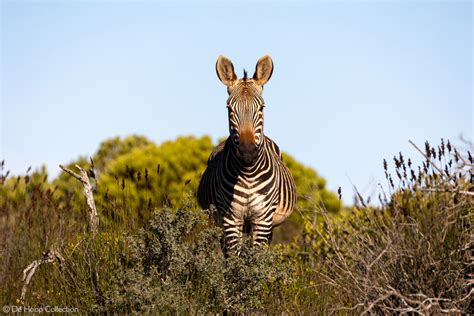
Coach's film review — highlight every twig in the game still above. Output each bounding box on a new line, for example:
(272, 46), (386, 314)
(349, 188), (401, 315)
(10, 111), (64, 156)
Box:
(21, 249), (64, 304)
(331, 303), (364, 313)
(315, 206), (365, 295)
(367, 241), (390, 270)
(363, 286), (463, 315)
(363, 290), (399, 314)
(454, 287), (473, 305)
(59, 158), (99, 236)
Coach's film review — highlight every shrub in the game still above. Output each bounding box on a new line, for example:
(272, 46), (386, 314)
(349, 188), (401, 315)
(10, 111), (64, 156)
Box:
(102, 207), (296, 314)
(300, 139), (472, 314)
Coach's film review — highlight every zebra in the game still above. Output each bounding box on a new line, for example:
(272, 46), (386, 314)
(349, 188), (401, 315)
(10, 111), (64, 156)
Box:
(197, 54), (296, 253)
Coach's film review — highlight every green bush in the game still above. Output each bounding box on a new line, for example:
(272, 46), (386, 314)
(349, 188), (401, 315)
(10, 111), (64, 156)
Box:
(102, 207), (295, 314)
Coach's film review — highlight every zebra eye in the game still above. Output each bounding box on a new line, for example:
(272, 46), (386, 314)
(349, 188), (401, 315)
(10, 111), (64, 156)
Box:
(233, 135), (239, 144)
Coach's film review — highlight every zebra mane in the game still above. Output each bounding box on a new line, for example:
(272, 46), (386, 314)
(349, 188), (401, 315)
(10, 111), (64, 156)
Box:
(243, 69), (248, 80)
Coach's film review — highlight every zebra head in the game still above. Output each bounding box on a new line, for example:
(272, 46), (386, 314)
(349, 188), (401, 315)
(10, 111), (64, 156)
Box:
(216, 55), (274, 165)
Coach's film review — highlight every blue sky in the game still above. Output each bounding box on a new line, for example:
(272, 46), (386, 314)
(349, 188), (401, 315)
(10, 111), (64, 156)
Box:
(1, 1), (472, 203)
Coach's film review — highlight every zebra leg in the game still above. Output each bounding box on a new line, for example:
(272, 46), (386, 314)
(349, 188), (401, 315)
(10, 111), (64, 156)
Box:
(222, 211), (244, 253)
(220, 234), (229, 258)
(250, 211), (274, 246)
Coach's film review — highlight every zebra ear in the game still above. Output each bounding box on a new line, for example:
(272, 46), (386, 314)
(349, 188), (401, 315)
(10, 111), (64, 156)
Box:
(216, 55), (237, 87)
(253, 55), (273, 86)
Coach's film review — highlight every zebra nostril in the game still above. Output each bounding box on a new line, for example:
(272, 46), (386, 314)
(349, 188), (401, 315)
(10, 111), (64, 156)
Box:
(237, 142), (258, 161)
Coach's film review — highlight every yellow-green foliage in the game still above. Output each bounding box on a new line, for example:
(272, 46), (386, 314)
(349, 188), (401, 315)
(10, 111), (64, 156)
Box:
(53, 135), (153, 203)
(283, 153), (340, 213)
(0, 165), (50, 201)
(273, 153), (342, 243)
(97, 135), (214, 224)
(94, 135), (153, 171)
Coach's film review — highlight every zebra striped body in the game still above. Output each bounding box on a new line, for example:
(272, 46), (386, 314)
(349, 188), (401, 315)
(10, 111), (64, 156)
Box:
(198, 55), (296, 252)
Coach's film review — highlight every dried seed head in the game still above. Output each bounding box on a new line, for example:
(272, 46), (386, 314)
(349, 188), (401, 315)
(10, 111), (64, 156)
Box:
(1, 170), (10, 185)
(356, 190), (367, 207)
(454, 149), (460, 163)
(447, 140), (452, 153)
(425, 141), (431, 158)
(394, 156), (401, 169)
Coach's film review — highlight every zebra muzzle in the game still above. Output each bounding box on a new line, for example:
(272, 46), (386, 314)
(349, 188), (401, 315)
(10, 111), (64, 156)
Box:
(237, 142), (258, 164)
